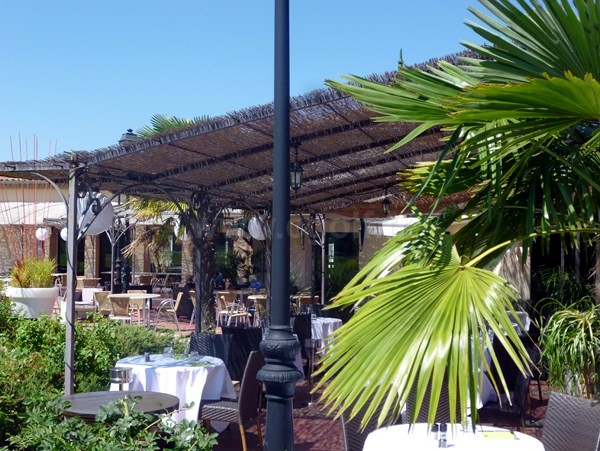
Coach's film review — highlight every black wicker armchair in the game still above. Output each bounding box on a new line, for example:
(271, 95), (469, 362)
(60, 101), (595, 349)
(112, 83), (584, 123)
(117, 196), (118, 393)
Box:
(541, 392), (600, 451)
(199, 350), (265, 451)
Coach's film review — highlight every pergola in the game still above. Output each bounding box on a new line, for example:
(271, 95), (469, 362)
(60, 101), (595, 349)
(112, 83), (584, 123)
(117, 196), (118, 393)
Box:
(0, 54), (471, 216)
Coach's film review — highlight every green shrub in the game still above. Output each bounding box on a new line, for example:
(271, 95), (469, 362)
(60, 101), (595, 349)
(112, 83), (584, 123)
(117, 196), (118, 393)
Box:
(4, 394), (217, 450)
(0, 291), (194, 446)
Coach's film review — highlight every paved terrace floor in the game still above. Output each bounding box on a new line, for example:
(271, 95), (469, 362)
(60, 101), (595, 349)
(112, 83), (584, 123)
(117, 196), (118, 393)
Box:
(83, 301), (548, 450)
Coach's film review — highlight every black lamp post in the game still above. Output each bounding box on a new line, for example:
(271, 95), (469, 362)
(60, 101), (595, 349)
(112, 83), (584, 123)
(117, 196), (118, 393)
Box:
(257, 1), (303, 449)
(290, 139), (303, 191)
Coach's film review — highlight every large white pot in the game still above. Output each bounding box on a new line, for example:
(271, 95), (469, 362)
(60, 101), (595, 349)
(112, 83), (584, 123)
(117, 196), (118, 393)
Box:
(6, 286), (59, 318)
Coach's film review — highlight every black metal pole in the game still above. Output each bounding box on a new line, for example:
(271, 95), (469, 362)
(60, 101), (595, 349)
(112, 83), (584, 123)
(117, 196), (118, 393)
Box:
(64, 158), (80, 395)
(257, 1), (302, 449)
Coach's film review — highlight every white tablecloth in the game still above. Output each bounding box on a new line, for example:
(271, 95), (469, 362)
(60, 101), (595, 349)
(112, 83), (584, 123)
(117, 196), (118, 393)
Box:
(111, 354), (236, 423)
(364, 423), (545, 450)
(311, 317), (342, 341)
(311, 317), (342, 355)
(82, 287), (102, 302)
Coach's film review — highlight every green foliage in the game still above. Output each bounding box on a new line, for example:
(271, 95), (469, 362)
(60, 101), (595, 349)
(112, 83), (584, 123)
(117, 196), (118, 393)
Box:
(5, 395), (217, 450)
(540, 300), (600, 398)
(325, 257), (357, 302)
(0, 292), (182, 446)
(534, 266), (594, 310)
(10, 257), (56, 288)
(321, 0), (600, 429)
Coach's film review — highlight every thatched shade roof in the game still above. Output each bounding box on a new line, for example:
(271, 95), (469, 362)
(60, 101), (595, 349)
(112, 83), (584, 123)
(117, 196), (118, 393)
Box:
(0, 53), (472, 216)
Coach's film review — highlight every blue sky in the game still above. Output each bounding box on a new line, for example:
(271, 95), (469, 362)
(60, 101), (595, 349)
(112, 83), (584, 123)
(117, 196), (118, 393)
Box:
(0, 0), (483, 162)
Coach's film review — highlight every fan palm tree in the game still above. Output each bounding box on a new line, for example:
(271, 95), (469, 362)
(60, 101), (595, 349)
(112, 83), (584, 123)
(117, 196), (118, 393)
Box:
(318, 0), (600, 428)
(123, 114), (224, 331)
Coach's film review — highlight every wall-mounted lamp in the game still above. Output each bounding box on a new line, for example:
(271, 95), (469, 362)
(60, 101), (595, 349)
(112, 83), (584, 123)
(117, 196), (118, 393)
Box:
(290, 139), (303, 192)
(382, 188), (391, 216)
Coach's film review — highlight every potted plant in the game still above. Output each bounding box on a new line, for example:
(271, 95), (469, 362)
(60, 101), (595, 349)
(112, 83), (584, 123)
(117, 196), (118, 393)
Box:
(6, 257), (59, 318)
(539, 296), (600, 398)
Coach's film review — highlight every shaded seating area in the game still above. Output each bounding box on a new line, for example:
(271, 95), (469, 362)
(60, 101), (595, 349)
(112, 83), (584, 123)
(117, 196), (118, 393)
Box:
(199, 350), (265, 451)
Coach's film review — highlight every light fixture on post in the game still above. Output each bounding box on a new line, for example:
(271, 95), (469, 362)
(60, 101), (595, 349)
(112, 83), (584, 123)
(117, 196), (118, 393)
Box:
(290, 139), (303, 191)
(382, 187), (391, 217)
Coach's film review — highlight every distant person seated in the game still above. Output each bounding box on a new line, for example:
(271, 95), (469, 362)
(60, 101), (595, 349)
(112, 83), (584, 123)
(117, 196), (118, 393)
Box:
(213, 271), (225, 290)
(249, 275), (262, 291)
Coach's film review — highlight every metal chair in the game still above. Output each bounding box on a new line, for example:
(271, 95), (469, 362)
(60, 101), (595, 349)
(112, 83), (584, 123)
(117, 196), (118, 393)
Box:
(215, 291), (236, 327)
(127, 289), (147, 323)
(155, 291), (182, 331)
(199, 350), (265, 451)
(541, 392), (600, 451)
(189, 290), (196, 325)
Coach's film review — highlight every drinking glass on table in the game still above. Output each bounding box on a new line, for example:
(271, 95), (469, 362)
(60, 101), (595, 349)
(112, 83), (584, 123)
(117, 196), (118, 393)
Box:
(163, 345), (173, 356)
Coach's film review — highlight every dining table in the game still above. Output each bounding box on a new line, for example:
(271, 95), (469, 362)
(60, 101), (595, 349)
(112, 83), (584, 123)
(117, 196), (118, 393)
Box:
(363, 423), (545, 450)
(311, 317), (342, 355)
(110, 353), (236, 425)
(62, 390), (179, 422)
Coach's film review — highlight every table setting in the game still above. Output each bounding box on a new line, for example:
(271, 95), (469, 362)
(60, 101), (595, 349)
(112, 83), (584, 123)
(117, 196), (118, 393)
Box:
(363, 423), (545, 450)
(110, 351), (236, 424)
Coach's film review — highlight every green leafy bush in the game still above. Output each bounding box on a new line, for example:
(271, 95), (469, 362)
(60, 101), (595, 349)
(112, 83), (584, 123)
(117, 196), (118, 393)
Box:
(4, 395), (217, 450)
(0, 291), (195, 446)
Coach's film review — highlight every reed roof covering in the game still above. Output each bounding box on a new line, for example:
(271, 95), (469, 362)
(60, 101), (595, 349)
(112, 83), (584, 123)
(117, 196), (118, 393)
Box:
(0, 53), (471, 217)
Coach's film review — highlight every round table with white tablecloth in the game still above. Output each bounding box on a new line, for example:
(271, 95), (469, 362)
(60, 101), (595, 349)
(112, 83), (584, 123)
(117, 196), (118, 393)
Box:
(363, 423), (545, 451)
(111, 354), (236, 425)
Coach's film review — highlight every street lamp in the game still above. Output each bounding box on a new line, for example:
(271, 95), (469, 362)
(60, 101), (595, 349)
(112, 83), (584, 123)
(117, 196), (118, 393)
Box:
(290, 139), (303, 191)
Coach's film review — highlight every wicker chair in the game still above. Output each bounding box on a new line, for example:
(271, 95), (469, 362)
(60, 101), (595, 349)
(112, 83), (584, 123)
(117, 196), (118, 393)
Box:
(108, 296), (132, 323)
(93, 291), (111, 316)
(221, 326), (262, 383)
(189, 332), (232, 364)
(541, 392), (600, 451)
(290, 313), (312, 376)
(404, 378), (455, 424)
(341, 398), (402, 451)
(199, 350), (265, 451)
(477, 372), (531, 430)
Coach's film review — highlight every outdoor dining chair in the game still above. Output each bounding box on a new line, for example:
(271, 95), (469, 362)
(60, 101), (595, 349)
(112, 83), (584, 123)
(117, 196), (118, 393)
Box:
(189, 290), (196, 325)
(189, 331), (232, 365)
(199, 350), (265, 451)
(404, 378), (454, 424)
(108, 296), (132, 323)
(215, 291), (237, 327)
(541, 392), (600, 451)
(155, 291), (182, 331)
(127, 289), (147, 324)
(341, 397), (402, 451)
(221, 326), (262, 383)
(477, 372), (531, 430)
(93, 291), (111, 316)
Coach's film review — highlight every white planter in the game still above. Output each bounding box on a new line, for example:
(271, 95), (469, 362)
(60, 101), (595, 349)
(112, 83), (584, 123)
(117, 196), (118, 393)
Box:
(6, 286), (59, 318)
